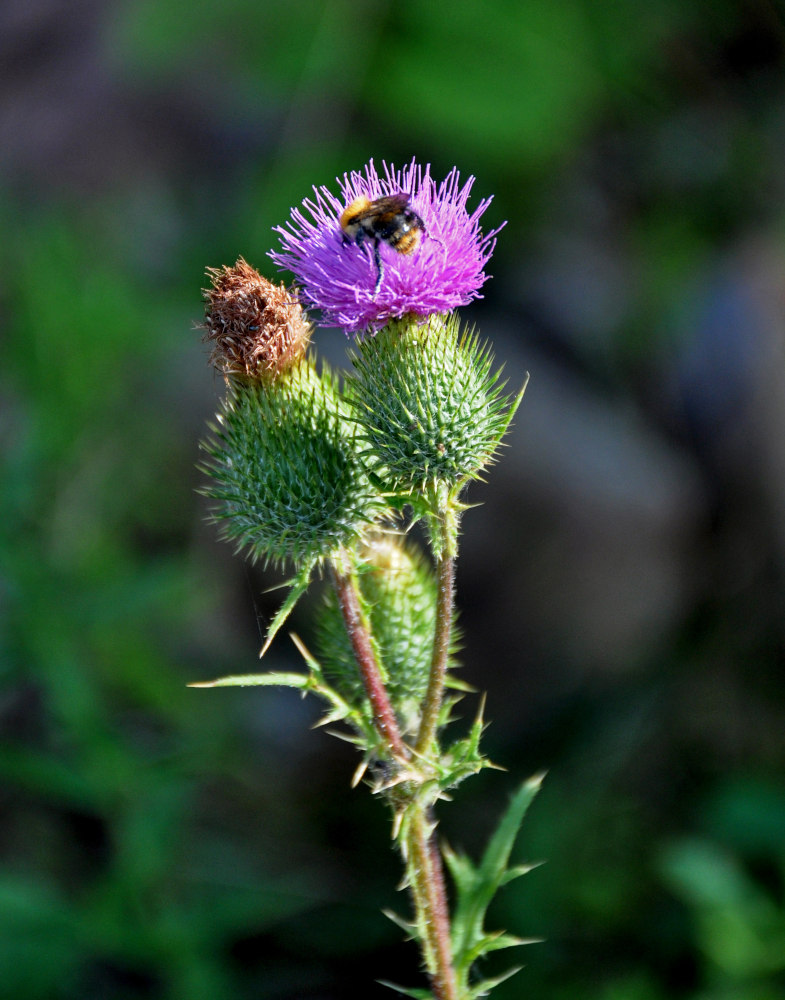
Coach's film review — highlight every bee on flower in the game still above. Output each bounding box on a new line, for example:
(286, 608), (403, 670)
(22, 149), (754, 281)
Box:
(271, 159), (504, 335)
(339, 193), (427, 295)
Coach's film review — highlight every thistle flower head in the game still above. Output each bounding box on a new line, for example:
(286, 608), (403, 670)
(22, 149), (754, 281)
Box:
(202, 258), (310, 381)
(270, 160), (504, 335)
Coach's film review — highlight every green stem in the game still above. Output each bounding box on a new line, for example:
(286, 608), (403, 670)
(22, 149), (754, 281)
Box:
(402, 503), (461, 997)
(331, 548), (461, 996)
(330, 560), (408, 760)
(416, 507), (458, 756)
(405, 805), (460, 1000)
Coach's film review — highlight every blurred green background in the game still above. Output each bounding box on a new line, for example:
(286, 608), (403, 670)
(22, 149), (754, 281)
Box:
(2, 1), (785, 998)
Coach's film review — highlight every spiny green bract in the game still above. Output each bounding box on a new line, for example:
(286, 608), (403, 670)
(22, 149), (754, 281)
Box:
(314, 536), (454, 735)
(200, 360), (383, 570)
(347, 313), (516, 498)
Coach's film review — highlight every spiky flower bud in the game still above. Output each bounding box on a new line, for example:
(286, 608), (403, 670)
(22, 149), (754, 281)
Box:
(348, 312), (519, 501)
(202, 258), (310, 382)
(314, 536), (452, 734)
(200, 361), (382, 571)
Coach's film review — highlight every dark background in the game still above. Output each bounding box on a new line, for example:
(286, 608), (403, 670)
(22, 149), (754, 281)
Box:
(2, 2), (785, 998)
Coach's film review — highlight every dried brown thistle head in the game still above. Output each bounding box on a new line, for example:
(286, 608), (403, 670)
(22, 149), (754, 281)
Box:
(201, 258), (311, 382)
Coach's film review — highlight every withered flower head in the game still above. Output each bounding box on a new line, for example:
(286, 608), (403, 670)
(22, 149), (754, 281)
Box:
(202, 258), (311, 381)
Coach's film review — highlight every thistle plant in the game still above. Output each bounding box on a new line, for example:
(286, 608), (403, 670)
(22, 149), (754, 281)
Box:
(192, 160), (539, 999)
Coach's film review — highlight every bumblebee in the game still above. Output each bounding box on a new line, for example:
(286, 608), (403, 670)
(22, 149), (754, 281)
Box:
(339, 193), (426, 294)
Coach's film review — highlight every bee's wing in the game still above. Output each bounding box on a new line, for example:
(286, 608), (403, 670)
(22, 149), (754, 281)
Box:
(373, 194), (411, 213)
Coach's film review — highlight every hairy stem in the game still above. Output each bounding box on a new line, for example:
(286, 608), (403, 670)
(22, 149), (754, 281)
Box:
(406, 805), (459, 1000)
(403, 504), (461, 997)
(330, 560), (408, 760)
(416, 507), (458, 756)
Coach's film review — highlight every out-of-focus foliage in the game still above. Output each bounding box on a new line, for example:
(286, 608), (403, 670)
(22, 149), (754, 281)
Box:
(2, 0), (785, 997)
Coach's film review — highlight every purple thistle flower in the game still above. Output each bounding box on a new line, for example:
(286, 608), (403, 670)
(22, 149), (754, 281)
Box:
(270, 159), (505, 335)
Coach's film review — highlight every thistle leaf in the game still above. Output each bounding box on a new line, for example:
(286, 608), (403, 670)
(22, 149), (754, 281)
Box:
(467, 964), (524, 998)
(259, 563), (313, 656)
(474, 773), (543, 899)
(188, 672), (310, 689)
(446, 773), (544, 989)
